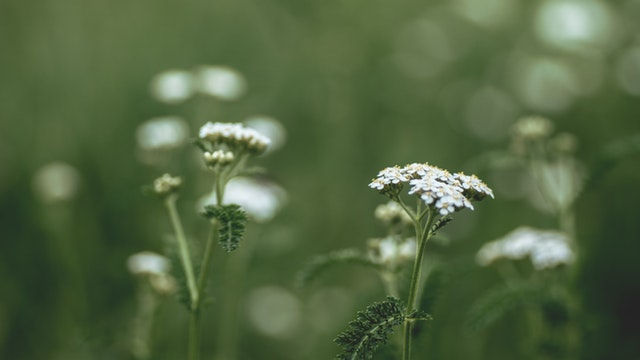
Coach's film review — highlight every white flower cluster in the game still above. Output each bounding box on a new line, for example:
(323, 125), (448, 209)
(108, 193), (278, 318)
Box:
(198, 177), (287, 223)
(476, 227), (574, 270)
(374, 201), (413, 226)
(367, 236), (416, 266)
(369, 163), (494, 215)
(152, 173), (182, 196)
(32, 162), (81, 203)
(203, 150), (235, 166)
(199, 122), (271, 155)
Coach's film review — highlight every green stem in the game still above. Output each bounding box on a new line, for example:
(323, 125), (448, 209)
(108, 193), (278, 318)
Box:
(196, 224), (218, 298)
(165, 196), (198, 308)
(188, 309), (200, 360)
(402, 210), (436, 360)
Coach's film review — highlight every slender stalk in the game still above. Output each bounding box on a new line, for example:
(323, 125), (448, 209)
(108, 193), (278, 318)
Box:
(165, 196), (198, 307)
(402, 210), (436, 360)
(197, 225), (218, 297)
(188, 310), (200, 360)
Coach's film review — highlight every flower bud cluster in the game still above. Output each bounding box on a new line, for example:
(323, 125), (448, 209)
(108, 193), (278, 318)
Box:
(152, 174), (182, 196)
(203, 150), (235, 167)
(199, 122), (271, 155)
(476, 227), (573, 270)
(369, 163), (493, 216)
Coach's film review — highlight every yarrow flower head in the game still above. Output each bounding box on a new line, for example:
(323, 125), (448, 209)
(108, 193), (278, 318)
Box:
(198, 122), (271, 156)
(369, 162), (493, 216)
(152, 173), (182, 197)
(476, 227), (574, 270)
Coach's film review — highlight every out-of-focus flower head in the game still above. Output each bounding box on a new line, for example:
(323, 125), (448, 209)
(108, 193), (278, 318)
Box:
(150, 70), (194, 104)
(198, 177), (286, 223)
(245, 116), (287, 154)
(512, 116), (554, 141)
(367, 236), (416, 266)
(374, 201), (413, 228)
(127, 251), (176, 294)
(151, 174), (182, 198)
(136, 117), (189, 151)
(369, 163), (493, 216)
(32, 162), (81, 203)
(476, 226), (574, 270)
(196, 66), (247, 101)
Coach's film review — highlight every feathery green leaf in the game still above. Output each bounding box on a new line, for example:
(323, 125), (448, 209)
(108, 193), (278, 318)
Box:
(334, 296), (405, 360)
(202, 204), (248, 252)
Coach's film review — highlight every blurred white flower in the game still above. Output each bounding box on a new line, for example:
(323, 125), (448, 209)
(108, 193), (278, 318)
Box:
(476, 227), (574, 270)
(246, 286), (301, 339)
(245, 116), (287, 153)
(150, 70), (194, 104)
(535, 0), (614, 54)
(152, 173), (182, 197)
(374, 201), (413, 227)
(127, 251), (171, 277)
(196, 66), (247, 101)
(198, 177), (286, 223)
(368, 236), (416, 265)
(32, 162), (81, 203)
(136, 117), (189, 151)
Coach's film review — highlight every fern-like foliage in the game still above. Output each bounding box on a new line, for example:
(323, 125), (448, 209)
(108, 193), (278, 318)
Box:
(296, 249), (383, 288)
(466, 282), (546, 331)
(335, 296), (405, 360)
(202, 204), (248, 252)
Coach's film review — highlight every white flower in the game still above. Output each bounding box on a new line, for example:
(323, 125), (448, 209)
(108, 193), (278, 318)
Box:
(196, 66), (247, 101)
(199, 122), (271, 155)
(370, 162), (492, 215)
(368, 166), (410, 192)
(150, 70), (194, 104)
(374, 201), (413, 226)
(136, 117), (189, 151)
(367, 236), (416, 265)
(476, 227), (574, 270)
(198, 177), (286, 223)
(127, 251), (171, 276)
(152, 173), (182, 196)
(32, 162), (81, 203)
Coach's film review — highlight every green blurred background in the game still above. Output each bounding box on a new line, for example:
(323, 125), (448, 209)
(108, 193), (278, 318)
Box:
(1, 0), (640, 359)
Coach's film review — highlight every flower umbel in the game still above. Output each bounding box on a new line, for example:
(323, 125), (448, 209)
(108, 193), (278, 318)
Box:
(199, 122), (271, 155)
(369, 162), (493, 216)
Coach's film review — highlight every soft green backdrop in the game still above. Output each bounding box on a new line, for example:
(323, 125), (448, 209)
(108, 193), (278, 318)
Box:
(1, 0), (639, 359)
